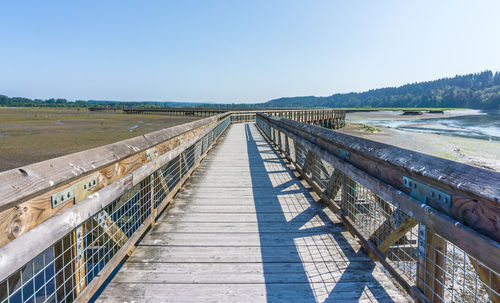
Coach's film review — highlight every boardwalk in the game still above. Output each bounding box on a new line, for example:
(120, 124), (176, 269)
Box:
(97, 123), (407, 302)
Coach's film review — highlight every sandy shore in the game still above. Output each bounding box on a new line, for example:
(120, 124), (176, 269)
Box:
(346, 109), (483, 123)
(338, 122), (500, 171)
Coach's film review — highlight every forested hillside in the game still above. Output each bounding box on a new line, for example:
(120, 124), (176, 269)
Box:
(2, 71), (500, 109)
(263, 71), (500, 109)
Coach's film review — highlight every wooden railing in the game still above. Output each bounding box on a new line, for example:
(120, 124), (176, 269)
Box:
(256, 113), (500, 303)
(0, 109), (345, 303)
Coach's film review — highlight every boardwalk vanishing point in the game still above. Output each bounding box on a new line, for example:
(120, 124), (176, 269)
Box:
(0, 110), (498, 303)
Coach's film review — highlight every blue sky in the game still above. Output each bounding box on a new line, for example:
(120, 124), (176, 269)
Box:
(1, 0), (500, 103)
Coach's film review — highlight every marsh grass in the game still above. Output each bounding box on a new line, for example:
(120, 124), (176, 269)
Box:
(360, 124), (380, 133)
(0, 107), (200, 171)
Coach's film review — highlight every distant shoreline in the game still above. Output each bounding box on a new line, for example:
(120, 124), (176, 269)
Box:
(345, 108), (483, 122)
(340, 109), (500, 171)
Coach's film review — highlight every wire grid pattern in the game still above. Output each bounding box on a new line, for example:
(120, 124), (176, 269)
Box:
(230, 113), (256, 123)
(256, 115), (499, 303)
(0, 117), (230, 303)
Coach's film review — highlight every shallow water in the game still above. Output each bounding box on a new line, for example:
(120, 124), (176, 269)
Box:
(358, 109), (500, 141)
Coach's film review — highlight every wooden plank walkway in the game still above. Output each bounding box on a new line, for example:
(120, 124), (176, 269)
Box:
(97, 123), (408, 302)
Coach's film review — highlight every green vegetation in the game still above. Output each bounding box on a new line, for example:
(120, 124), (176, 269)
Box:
(2, 71), (500, 110)
(0, 96), (228, 109)
(359, 124), (380, 133)
(263, 70), (500, 109)
(0, 107), (199, 172)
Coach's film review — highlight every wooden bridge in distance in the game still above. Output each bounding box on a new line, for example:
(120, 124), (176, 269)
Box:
(0, 109), (498, 303)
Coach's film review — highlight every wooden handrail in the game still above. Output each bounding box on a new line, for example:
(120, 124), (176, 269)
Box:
(256, 112), (500, 302)
(257, 113), (500, 242)
(0, 109), (346, 303)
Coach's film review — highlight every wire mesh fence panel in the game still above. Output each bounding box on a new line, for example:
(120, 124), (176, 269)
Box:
(0, 117), (231, 303)
(256, 114), (500, 303)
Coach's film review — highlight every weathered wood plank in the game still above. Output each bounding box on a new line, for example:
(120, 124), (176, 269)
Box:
(261, 115), (500, 274)
(260, 114), (500, 243)
(139, 232), (347, 246)
(0, 114), (229, 248)
(96, 282), (406, 303)
(98, 123), (407, 302)
(109, 262), (391, 284)
(148, 221), (340, 233)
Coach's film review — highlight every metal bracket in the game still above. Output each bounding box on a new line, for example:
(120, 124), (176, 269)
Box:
(177, 135), (184, 144)
(403, 176), (451, 209)
(75, 225), (84, 262)
(146, 148), (158, 161)
(417, 224), (427, 257)
(51, 175), (98, 208)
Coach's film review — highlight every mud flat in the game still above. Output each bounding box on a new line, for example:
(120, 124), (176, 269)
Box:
(0, 107), (200, 172)
(338, 123), (500, 171)
(346, 109), (483, 122)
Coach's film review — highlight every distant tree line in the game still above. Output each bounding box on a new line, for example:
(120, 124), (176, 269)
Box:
(0, 96), (259, 109)
(263, 70), (500, 109)
(2, 70), (500, 109)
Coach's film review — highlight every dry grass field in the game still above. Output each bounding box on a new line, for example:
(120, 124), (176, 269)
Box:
(0, 107), (201, 172)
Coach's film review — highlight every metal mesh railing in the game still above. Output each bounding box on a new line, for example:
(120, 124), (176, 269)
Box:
(230, 113), (256, 123)
(0, 117), (230, 303)
(256, 114), (500, 303)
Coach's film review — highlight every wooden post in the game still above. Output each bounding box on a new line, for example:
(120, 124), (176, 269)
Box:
(469, 260), (500, 303)
(72, 226), (86, 296)
(325, 170), (343, 201)
(150, 173), (157, 226)
(417, 227), (447, 303)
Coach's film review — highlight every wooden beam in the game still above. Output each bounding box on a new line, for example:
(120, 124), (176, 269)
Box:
(258, 114), (500, 275)
(259, 113), (500, 244)
(0, 114), (227, 248)
(74, 113), (229, 303)
(95, 210), (128, 248)
(256, 122), (427, 302)
(72, 226), (86, 296)
(417, 229), (446, 303)
(0, 118), (230, 283)
(470, 259), (500, 303)
(325, 170), (342, 200)
(370, 208), (417, 254)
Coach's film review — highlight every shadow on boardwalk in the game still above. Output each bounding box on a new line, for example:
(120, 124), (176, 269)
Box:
(245, 124), (395, 302)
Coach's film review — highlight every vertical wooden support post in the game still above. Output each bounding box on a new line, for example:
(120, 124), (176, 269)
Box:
(284, 132), (290, 156)
(72, 226), (86, 296)
(303, 151), (314, 177)
(342, 175), (357, 224)
(469, 260), (500, 303)
(417, 227), (447, 303)
(150, 173), (157, 226)
(179, 151), (183, 183)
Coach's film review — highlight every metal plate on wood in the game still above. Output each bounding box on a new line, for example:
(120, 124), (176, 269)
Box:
(146, 148), (158, 161)
(51, 175), (98, 208)
(403, 176), (451, 208)
(75, 226), (84, 262)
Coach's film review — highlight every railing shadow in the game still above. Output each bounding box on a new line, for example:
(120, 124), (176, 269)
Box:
(244, 123), (395, 302)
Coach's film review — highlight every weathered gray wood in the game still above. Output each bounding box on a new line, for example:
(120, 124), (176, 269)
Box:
(159, 211), (336, 222)
(260, 115), (500, 274)
(148, 221), (342, 233)
(0, 114), (229, 212)
(109, 262), (391, 283)
(97, 283), (405, 303)
(99, 123), (407, 302)
(259, 114), (500, 243)
(0, 117), (231, 282)
(140, 232), (346, 246)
